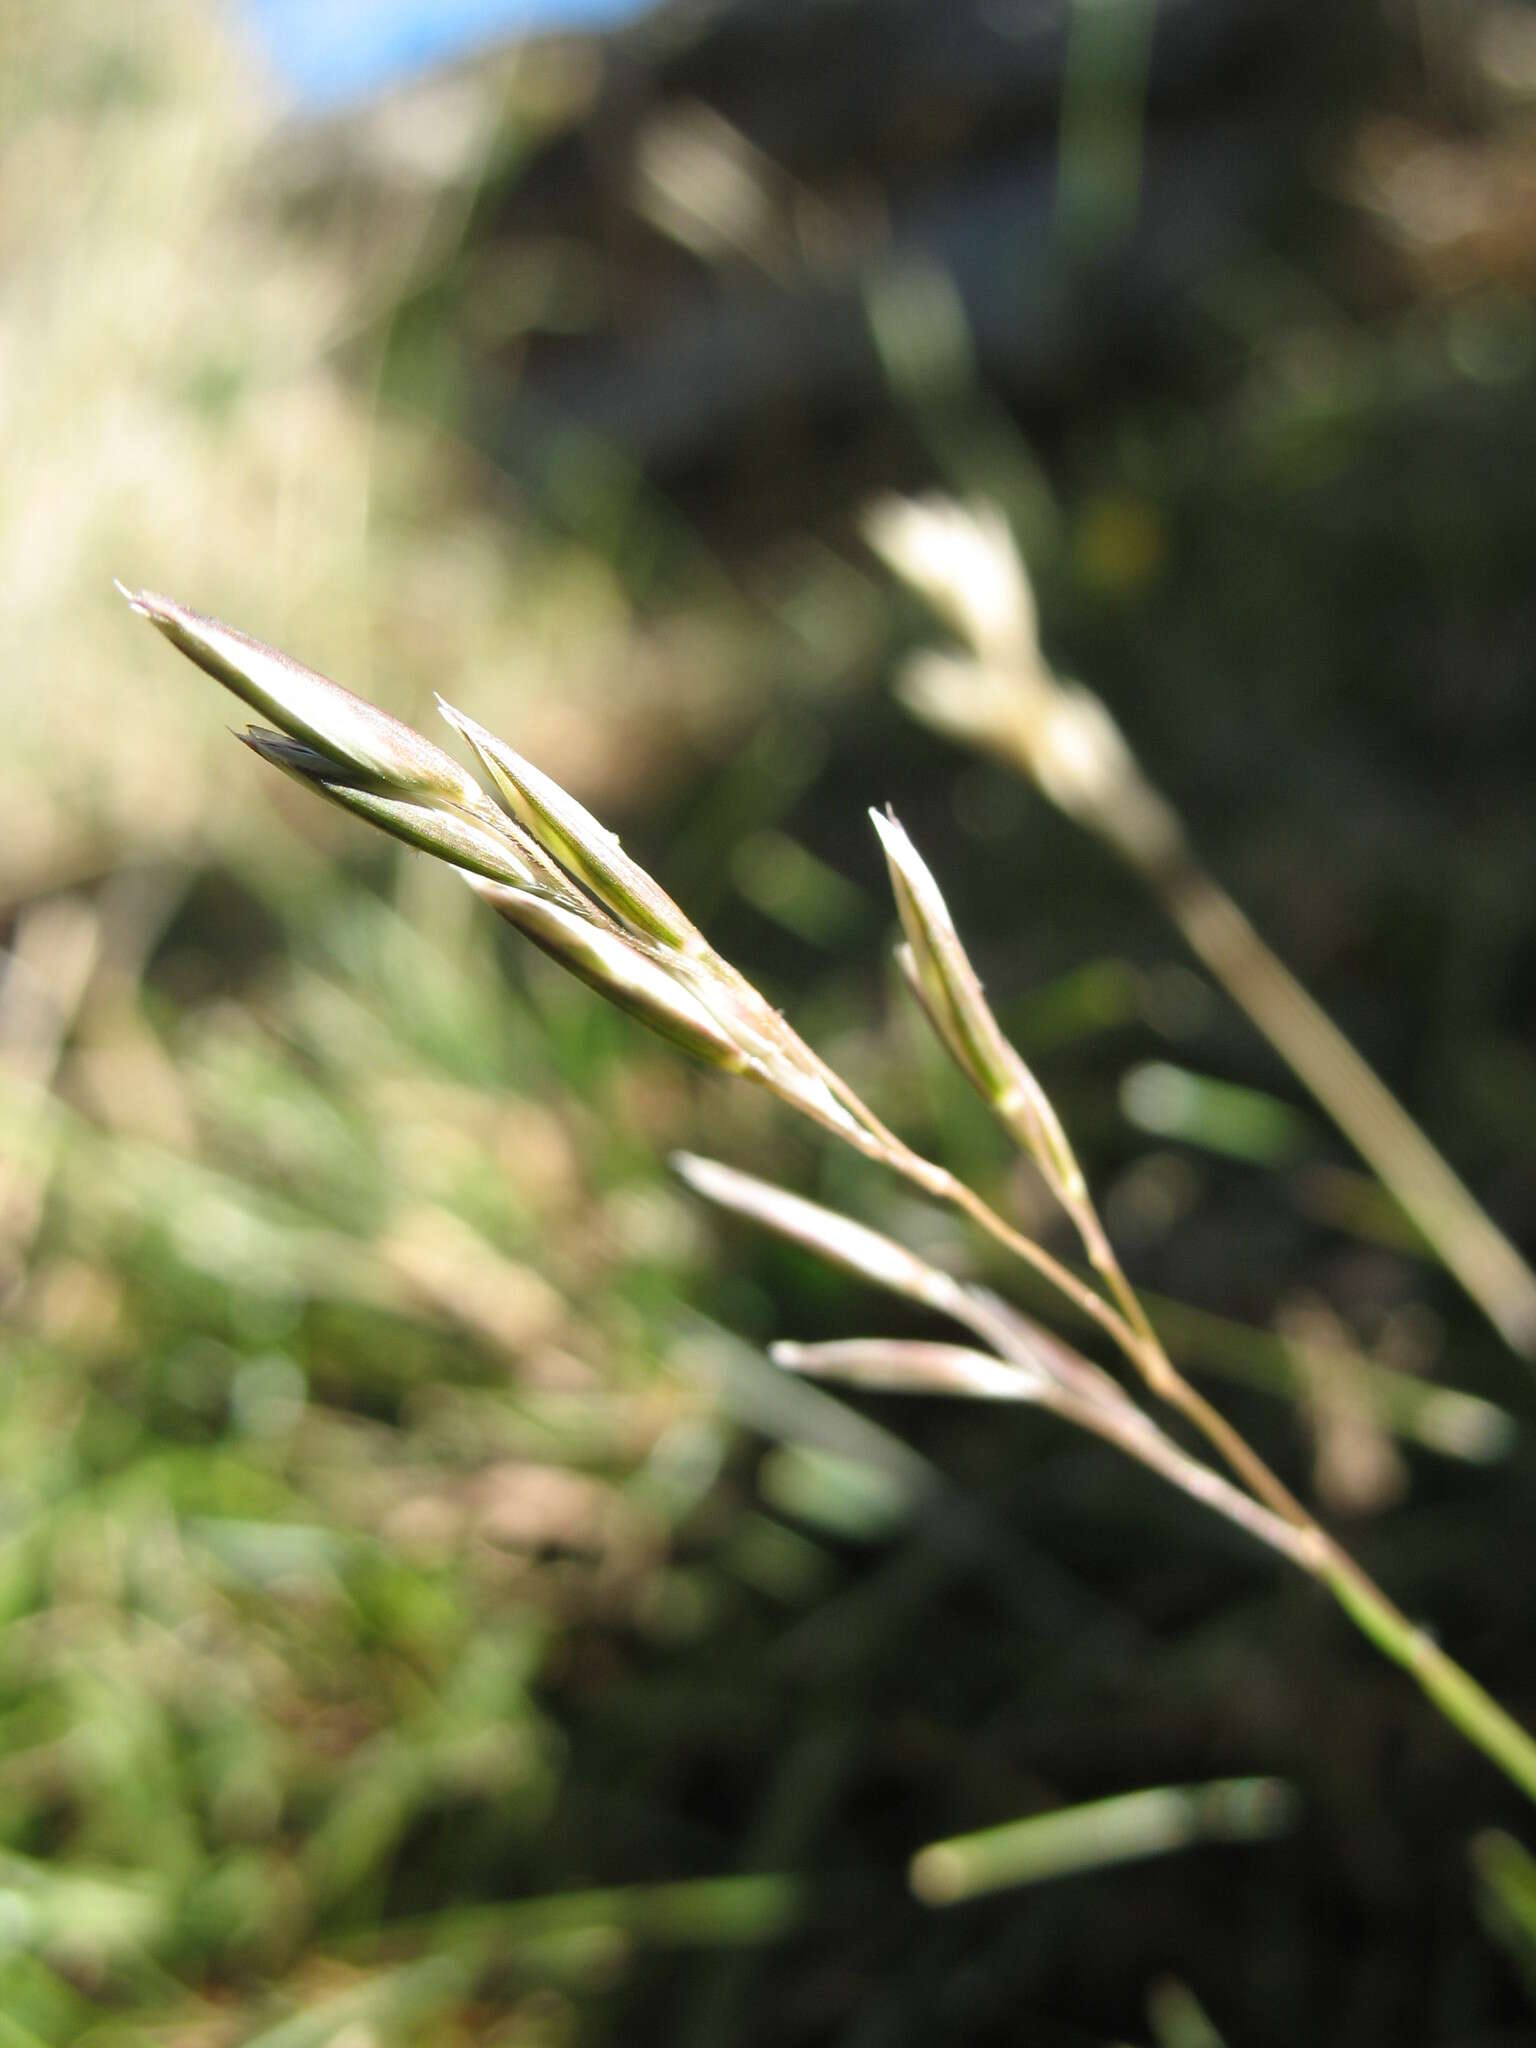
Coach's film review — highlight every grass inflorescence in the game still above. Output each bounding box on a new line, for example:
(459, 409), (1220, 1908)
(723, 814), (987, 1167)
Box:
(126, 579), (1536, 1811)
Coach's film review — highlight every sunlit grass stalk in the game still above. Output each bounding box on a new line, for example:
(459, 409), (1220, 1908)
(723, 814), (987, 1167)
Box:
(864, 495), (1536, 1367)
(125, 584), (1536, 1808)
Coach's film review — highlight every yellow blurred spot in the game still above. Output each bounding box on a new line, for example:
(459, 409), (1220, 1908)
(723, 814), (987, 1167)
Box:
(1075, 493), (1165, 593)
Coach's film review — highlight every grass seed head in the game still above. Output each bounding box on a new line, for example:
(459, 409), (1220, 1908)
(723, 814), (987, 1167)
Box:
(122, 587), (482, 807)
(439, 700), (705, 953)
(470, 879), (750, 1071)
(872, 808), (1082, 1193)
(771, 1338), (1047, 1402)
(129, 587), (884, 1144)
(870, 806), (1012, 1095)
(862, 494), (1035, 662)
(241, 729), (552, 889)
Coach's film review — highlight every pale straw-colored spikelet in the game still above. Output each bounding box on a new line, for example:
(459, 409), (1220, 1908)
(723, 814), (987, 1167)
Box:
(861, 496), (1035, 664)
(239, 730), (553, 891)
(465, 877), (751, 1072)
(121, 587), (483, 807)
(125, 588), (880, 1146)
(770, 1338), (1049, 1403)
(672, 1152), (963, 1315)
(868, 806), (1083, 1200)
(438, 700), (708, 953)
(860, 502), (1181, 867)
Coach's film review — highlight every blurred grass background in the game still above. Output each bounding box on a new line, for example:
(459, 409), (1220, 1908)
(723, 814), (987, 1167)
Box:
(4, 0), (1536, 2041)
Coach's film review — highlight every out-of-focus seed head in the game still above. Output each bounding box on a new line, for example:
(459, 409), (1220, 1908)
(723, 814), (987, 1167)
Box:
(862, 495), (1036, 663)
(122, 587), (483, 807)
(896, 650), (1033, 756)
(438, 701), (704, 953)
(771, 1338), (1047, 1403)
(896, 652), (1181, 869)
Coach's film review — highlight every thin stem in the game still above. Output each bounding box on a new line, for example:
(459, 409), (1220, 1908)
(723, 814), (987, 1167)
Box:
(1048, 1383), (1319, 1571)
(932, 1169), (1143, 1356)
(1067, 1206), (1536, 1804)
(1322, 1549), (1536, 1805)
(795, 1050), (1147, 1360)
(1153, 842), (1536, 1366)
(940, 994), (1536, 1802)
(1152, 1363), (1315, 1531)
(1075, 1204), (1156, 1346)
(1065, 1273), (1536, 1800)
(1081, 1204), (1317, 1529)
(1022, 1161), (1320, 1531)
(834, 1046), (1321, 1533)
(1080, 1198), (1536, 1805)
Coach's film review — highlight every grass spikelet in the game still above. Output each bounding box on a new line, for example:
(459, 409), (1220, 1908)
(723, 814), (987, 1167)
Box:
(862, 495), (1035, 661)
(870, 807), (1081, 1195)
(469, 881), (751, 1070)
(438, 700), (706, 953)
(771, 1338), (1050, 1402)
(241, 730), (554, 890)
(120, 587), (482, 807)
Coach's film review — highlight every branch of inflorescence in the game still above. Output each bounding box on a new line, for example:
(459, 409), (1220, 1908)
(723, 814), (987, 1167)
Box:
(122, 582), (1536, 1809)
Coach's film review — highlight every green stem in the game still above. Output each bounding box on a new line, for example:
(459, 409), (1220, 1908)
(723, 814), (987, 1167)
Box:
(1013, 1102), (1536, 1806)
(909, 1776), (1293, 1903)
(1323, 1553), (1536, 1806)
